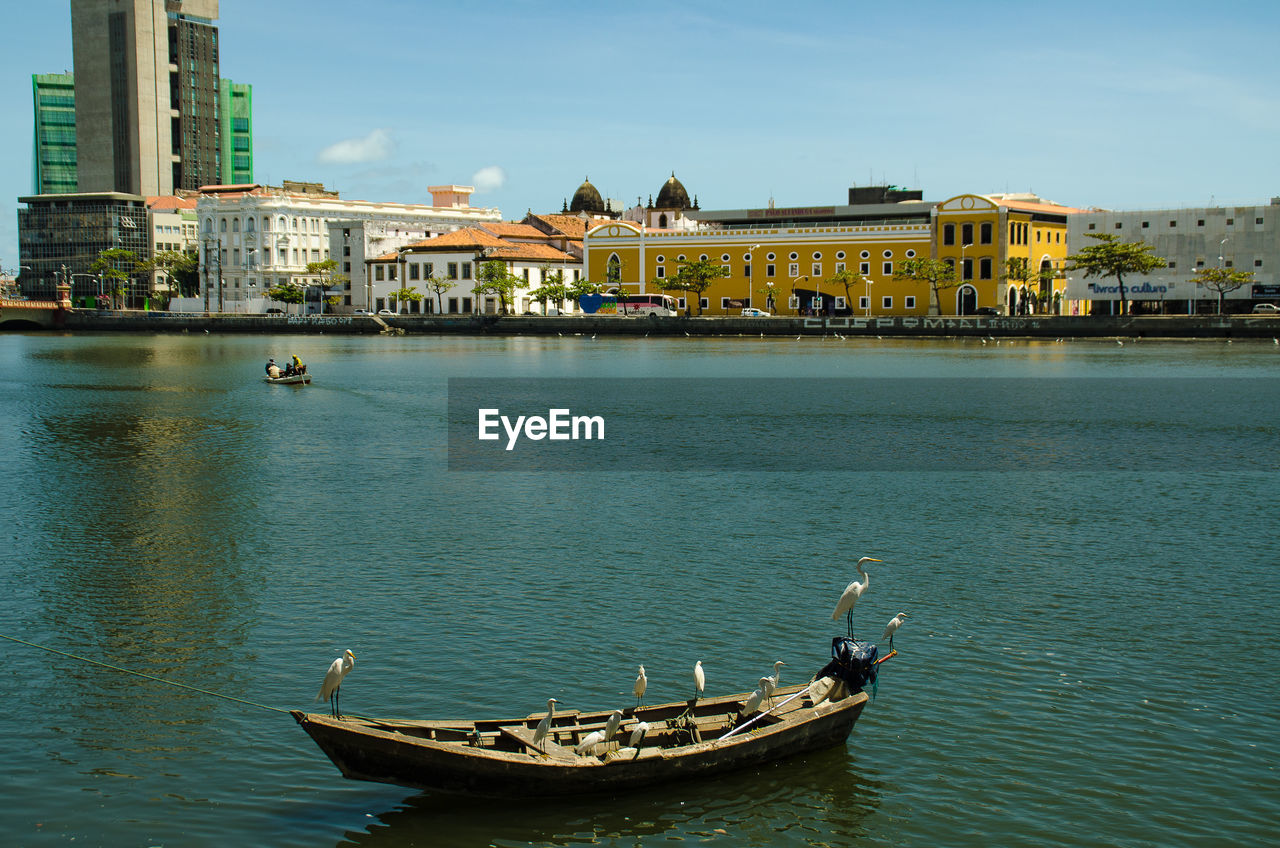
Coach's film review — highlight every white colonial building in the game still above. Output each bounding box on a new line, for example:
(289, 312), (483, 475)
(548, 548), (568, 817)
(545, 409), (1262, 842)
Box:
(367, 224), (581, 315)
(1066, 198), (1280, 313)
(184, 181), (501, 313)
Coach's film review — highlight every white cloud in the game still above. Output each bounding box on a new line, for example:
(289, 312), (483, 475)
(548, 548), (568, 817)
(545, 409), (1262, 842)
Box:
(471, 165), (506, 192)
(317, 129), (394, 164)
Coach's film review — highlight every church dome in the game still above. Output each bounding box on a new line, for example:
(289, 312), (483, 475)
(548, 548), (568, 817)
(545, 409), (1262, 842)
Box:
(655, 173), (691, 209)
(569, 178), (605, 214)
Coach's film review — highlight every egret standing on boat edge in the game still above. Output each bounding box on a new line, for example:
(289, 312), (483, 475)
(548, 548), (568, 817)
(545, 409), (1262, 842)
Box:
(316, 649), (355, 717)
(832, 557), (883, 637)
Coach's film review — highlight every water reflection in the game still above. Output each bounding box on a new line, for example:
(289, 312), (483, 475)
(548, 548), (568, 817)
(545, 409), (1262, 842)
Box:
(336, 747), (882, 847)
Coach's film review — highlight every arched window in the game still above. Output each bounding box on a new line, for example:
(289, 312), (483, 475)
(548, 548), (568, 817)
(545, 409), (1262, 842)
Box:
(658, 213), (668, 228)
(220, 218), (227, 232)
(232, 218), (240, 232)
(203, 217), (213, 234)
(246, 217), (255, 232)
(278, 216), (287, 232)
(606, 254), (621, 284)
(262, 216), (271, 232)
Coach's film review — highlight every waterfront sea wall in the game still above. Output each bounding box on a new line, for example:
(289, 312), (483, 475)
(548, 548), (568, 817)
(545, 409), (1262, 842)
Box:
(50, 310), (1280, 338)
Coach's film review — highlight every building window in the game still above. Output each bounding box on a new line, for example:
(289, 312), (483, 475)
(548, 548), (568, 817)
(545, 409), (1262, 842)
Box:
(1255, 259), (1263, 267)
(980, 222), (992, 244)
(462, 262), (472, 279)
(344, 262), (351, 273)
(836, 251), (846, 260)
(220, 218), (227, 232)
(961, 258), (972, 280)
(655, 255), (664, 263)
(835, 262), (845, 273)
(882, 249), (893, 258)
(882, 296), (892, 309)
(699, 254), (709, 262)
(860, 250), (870, 259)
(789, 263), (799, 277)
(232, 218), (239, 232)
(943, 224), (955, 246)
(409, 263), (419, 280)
(343, 245), (350, 256)
(766, 253), (775, 261)
(882, 261), (893, 275)
(788, 252), (798, 261)
(766, 264), (775, 277)
(834, 296), (846, 309)
(859, 296), (869, 310)
(812, 251), (822, 260)
(1036, 231), (1042, 241)
(374, 265), (384, 281)
(448, 297), (458, 313)
(812, 263), (821, 276)
(1088, 223), (1096, 230)
(961, 223), (973, 244)
(700, 298), (709, 310)
(1226, 218), (1234, 226)
(1169, 220), (1177, 227)
(1225, 260), (1233, 267)
(1168, 261), (1176, 269)
(656, 266), (665, 278)
(720, 297), (732, 309)
(1115, 222), (1123, 229)
(743, 263), (751, 278)
(1197, 219), (1205, 227)
(447, 262), (458, 279)
(1257, 217), (1265, 225)
(906, 249), (916, 258)
(905, 295), (916, 309)
(425, 263), (433, 277)
(1142, 221), (1149, 228)
(859, 262), (870, 274)
(722, 254), (731, 262)
(979, 257), (992, 279)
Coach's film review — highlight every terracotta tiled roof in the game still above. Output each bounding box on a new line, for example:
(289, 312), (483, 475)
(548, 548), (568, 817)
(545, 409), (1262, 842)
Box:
(401, 227), (511, 251)
(485, 243), (576, 262)
(984, 195), (1084, 215)
(482, 222), (547, 239)
(368, 251), (399, 262)
(529, 214), (588, 239)
(147, 195), (198, 210)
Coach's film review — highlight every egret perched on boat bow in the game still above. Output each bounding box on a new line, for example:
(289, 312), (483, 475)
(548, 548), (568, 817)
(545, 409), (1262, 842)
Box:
(831, 557), (883, 636)
(883, 613), (908, 648)
(532, 698), (559, 750)
(634, 665), (647, 707)
(693, 661), (705, 701)
(316, 649), (355, 717)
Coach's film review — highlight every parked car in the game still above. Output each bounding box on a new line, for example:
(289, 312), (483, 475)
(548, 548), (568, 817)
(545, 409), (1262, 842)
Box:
(1251, 303), (1280, 314)
(353, 309), (372, 315)
(265, 308), (284, 315)
(377, 308), (394, 315)
(741, 307), (771, 317)
(972, 307), (1001, 316)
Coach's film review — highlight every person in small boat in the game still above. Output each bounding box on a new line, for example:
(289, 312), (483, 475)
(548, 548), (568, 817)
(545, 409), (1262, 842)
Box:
(291, 354), (306, 375)
(266, 358), (281, 378)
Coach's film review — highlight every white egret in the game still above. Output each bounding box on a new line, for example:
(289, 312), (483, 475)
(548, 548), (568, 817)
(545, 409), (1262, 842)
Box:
(634, 665), (647, 707)
(315, 649), (355, 717)
(693, 661), (705, 701)
(741, 677), (770, 716)
(629, 721), (651, 748)
(831, 557), (883, 636)
(604, 709), (623, 741)
(532, 698), (558, 750)
(575, 729), (606, 755)
(883, 612), (908, 648)
(764, 660), (785, 706)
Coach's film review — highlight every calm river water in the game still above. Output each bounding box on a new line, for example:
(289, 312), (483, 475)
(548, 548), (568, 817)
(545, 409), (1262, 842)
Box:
(1, 332), (1277, 847)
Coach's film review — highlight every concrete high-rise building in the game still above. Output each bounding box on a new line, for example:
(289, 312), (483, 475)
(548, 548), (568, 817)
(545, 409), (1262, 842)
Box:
(32, 73), (78, 195)
(70, 0), (224, 196)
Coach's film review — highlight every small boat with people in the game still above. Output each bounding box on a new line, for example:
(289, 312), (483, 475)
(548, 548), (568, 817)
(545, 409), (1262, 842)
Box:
(293, 636), (891, 797)
(263, 355), (310, 385)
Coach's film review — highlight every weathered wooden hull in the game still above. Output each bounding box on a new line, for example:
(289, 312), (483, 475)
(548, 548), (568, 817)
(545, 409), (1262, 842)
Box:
(292, 684), (868, 797)
(263, 374), (310, 384)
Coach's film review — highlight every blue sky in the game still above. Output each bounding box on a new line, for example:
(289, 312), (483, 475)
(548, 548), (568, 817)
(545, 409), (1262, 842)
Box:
(3, 0), (1279, 270)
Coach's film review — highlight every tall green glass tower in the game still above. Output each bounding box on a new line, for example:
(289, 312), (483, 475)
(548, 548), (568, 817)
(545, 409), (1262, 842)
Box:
(219, 79), (253, 185)
(32, 73), (78, 194)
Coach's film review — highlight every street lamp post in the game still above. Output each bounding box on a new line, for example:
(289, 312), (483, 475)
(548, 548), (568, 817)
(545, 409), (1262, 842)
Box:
(747, 243), (759, 312)
(790, 275), (808, 315)
(959, 242), (973, 313)
(864, 277), (874, 316)
(202, 234), (214, 314)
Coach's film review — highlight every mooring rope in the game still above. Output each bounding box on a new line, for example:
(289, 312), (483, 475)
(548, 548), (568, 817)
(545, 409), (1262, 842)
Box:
(0, 632), (292, 715)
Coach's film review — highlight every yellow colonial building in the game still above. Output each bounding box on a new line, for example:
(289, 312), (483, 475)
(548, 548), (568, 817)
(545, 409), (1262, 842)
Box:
(583, 185), (1079, 317)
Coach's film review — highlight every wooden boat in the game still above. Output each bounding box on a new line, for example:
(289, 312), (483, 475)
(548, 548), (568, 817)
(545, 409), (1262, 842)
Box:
(292, 678), (869, 797)
(263, 373), (311, 384)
